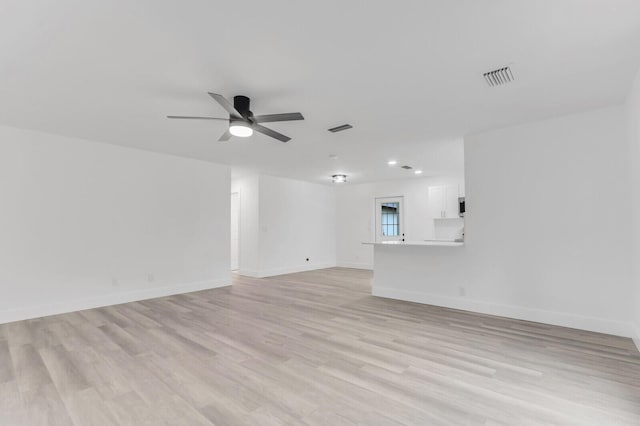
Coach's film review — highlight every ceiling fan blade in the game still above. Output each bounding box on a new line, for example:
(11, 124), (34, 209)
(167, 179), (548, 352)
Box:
(252, 124), (291, 143)
(218, 129), (232, 142)
(167, 115), (228, 120)
(252, 112), (304, 123)
(208, 92), (242, 118)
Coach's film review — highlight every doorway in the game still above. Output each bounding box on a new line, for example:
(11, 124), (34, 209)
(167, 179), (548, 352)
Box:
(375, 196), (404, 242)
(230, 192), (240, 271)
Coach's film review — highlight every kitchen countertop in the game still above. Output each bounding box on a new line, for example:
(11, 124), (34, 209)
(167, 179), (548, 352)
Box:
(362, 240), (464, 247)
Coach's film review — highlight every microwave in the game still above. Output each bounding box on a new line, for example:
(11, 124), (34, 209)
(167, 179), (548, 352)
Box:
(458, 197), (465, 217)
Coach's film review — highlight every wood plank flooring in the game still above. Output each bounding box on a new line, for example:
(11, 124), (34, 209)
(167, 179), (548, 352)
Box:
(1, 267), (639, 425)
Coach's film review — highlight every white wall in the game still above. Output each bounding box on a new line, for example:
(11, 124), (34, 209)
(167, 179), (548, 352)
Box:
(232, 174), (336, 277)
(627, 67), (640, 348)
(335, 175), (464, 269)
(466, 104), (633, 335)
(0, 125), (231, 323)
(374, 106), (634, 337)
(259, 175), (336, 276)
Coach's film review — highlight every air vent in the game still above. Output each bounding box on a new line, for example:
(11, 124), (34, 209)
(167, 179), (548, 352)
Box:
(401, 165), (413, 170)
(328, 124), (353, 133)
(483, 66), (514, 87)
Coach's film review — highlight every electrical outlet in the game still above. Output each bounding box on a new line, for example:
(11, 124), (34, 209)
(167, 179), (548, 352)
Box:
(458, 286), (466, 297)
(111, 278), (119, 287)
(147, 273), (155, 283)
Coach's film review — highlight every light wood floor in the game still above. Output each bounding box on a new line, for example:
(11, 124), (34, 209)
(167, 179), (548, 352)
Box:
(1, 268), (639, 425)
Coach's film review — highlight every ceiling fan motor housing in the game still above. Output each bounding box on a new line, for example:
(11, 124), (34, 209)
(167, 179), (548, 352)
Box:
(233, 95), (251, 118)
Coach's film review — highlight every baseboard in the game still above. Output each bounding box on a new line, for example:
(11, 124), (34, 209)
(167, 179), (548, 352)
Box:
(239, 263), (336, 278)
(633, 321), (640, 353)
(336, 261), (373, 270)
(0, 278), (231, 325)
(373, 286), (634, 338)
(237, 268), (263, 278)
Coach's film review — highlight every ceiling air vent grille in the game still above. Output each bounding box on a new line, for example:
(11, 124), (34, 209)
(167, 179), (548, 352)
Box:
(328, 124), (353, 133)
(483, 66), (514, 87)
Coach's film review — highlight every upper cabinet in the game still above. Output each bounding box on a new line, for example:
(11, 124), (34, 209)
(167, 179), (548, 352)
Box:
(428, 185), (461, 219)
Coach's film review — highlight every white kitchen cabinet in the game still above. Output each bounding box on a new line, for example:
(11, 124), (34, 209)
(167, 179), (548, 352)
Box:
(428, 186), (444, 219)
(428, 185), (460, 219)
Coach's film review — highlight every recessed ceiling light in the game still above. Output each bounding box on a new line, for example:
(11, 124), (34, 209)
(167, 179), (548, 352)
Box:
(414, 170), (423, 175)
(332, 174), (347, 183)
(387, 160), (397, 165)
(229, 122), (253, 137)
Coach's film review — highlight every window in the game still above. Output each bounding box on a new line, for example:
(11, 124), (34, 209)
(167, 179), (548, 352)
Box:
(375, 196), (404, 241)
(381, 202), (400, 236)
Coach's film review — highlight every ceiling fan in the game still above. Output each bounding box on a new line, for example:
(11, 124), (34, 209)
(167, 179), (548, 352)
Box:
(167, 93), (304, 143)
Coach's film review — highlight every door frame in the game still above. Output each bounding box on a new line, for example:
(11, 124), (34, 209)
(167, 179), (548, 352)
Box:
(230, 191), (240, 271)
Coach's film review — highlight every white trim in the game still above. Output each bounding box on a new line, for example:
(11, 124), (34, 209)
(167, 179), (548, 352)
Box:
(633, 322), (640, 353)
(373, 286), (634, 338)
(336, 261), (373, 270)
(239, 263), (336, 278)
(230, 190), (240, 272)
(0, 278), (231, 325)
(238, 268), (263, 277)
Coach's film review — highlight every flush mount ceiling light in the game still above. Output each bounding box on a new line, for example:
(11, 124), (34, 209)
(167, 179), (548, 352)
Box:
(332, 174), (347, 183)
(414, 170), (423, 175)
(229, 121), (253, 137)
(387, 160), (397, 165)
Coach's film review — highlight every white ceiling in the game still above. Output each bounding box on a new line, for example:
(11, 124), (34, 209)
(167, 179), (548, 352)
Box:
(1, 0), (640, 184)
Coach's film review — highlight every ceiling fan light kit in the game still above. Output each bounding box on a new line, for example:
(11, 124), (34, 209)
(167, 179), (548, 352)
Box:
(167, 93), (304, 143)
(229, 122), (253, 137)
